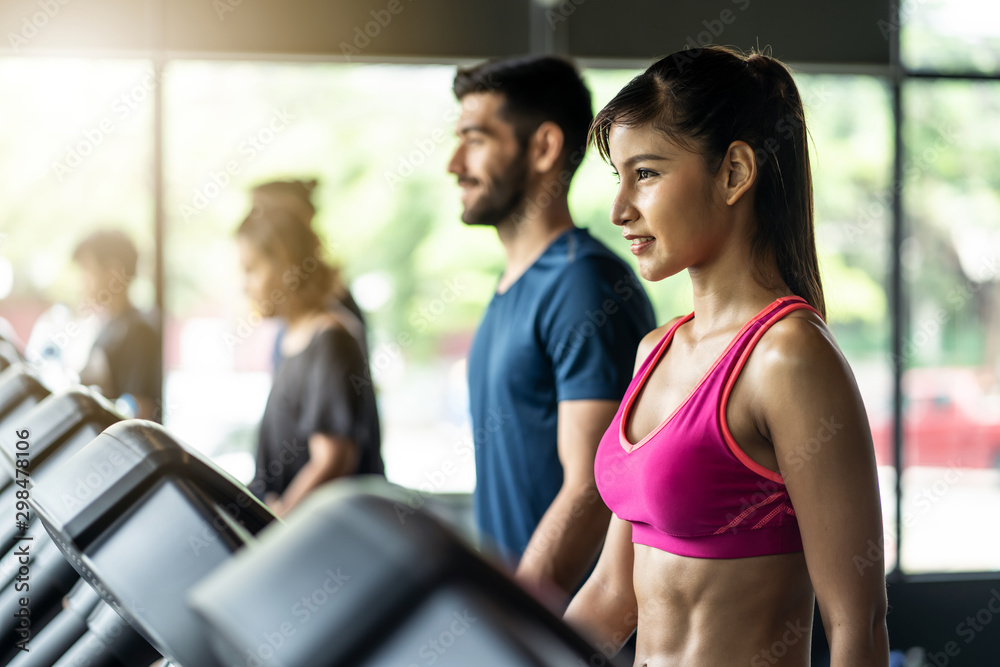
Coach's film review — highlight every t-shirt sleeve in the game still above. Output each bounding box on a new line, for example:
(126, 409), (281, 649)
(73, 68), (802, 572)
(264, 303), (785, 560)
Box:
(542, 257), (654, 402)
(97, 314), (162, 402)
(296, 326), (367, 442)
(118, 324), (162, 401)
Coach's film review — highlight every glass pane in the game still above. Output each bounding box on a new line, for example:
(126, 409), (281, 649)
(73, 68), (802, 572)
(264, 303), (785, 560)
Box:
(901, 0), (1000, 74)
(0, 58), (154, 388)
(800, 74), (896, 571)
(902, 79), (1000, 573)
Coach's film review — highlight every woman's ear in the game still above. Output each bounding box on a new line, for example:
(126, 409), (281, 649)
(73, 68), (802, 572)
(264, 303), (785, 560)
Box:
(529, 121), (566, 174)
(719, 140), (757, 206)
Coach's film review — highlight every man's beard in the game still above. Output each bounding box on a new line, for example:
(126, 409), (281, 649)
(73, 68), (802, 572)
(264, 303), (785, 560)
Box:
(460, 152), (530, 227)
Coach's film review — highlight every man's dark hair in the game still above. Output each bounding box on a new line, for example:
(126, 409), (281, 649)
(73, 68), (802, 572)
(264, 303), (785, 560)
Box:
(453, 55), (593, 177)
(72, 229), (139, 279)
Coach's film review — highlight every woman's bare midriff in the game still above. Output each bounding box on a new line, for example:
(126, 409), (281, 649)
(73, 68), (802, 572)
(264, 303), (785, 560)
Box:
(631, 544), (815, 667)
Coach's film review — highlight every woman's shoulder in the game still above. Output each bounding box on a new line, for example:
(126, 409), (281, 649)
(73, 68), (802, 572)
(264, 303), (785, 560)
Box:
(760, 306), (834, 357)
(310, 314), (361, 350)
(747, 307), (849, 388)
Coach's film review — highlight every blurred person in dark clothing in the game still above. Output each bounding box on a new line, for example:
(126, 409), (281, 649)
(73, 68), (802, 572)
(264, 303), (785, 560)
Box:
(236, 206), (383, 518)
(73, 230), (162, 420)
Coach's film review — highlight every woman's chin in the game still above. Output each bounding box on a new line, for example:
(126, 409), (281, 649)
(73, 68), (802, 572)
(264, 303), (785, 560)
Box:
(637, 259), (677, 283)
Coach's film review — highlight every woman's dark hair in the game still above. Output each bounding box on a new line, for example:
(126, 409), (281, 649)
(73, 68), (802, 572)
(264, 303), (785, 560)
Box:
(453, 55), (593, 177)
(252, 178), (318, 225)
(236, 207), (347, 307)
(591, 46), (825, 318)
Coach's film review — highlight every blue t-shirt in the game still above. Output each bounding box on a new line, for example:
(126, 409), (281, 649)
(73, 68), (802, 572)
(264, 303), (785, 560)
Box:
(468, 227), (656, 565)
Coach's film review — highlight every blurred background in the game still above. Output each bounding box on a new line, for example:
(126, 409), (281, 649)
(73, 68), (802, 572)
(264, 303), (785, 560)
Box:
(0, 0), (998, 593)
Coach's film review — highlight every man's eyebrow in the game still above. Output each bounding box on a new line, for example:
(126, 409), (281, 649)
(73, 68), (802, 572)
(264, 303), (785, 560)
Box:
(458, 125), (491, 136)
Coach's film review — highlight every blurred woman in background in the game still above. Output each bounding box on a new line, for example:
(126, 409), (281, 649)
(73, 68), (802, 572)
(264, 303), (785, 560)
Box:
(236, 206), (383, 517)
(250, 178), (367, 350)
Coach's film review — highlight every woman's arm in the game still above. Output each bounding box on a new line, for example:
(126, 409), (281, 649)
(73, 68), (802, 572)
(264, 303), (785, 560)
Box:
(756, 314), (889, 667)
(563, 514), (638, 658)
(271, 432), (359, 517)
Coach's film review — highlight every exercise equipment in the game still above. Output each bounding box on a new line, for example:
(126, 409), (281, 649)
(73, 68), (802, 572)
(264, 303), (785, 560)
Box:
(0, 334), (22, 372)
(191, 480), (622, 667)
(0, 364), (50, 434)
(28, 420), (277, 667)
(0, 388), (122, 664)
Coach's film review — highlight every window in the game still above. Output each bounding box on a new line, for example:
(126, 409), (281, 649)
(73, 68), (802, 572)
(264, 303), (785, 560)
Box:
(0, 58), (153, 387)
(900, 79), (1000, 573)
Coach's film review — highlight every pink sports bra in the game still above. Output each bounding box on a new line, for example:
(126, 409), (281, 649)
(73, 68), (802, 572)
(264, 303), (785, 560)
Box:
(594, 295), (820, 559)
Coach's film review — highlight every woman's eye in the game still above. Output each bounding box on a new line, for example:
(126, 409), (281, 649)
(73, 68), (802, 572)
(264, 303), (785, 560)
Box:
(637, 168), (655, 180)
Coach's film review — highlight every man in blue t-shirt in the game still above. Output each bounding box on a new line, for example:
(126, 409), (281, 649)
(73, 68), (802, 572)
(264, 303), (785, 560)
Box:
(448, 56), (656, 604)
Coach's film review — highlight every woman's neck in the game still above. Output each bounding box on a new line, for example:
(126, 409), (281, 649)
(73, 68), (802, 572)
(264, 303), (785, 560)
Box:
(686, 243), (790, 339)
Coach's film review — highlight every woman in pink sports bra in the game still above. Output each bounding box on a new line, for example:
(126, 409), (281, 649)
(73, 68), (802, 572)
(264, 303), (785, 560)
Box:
(563, 47), (889, 666)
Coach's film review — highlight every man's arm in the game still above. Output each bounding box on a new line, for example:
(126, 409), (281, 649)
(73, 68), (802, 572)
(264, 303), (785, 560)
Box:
(515, 398), (618, 607)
